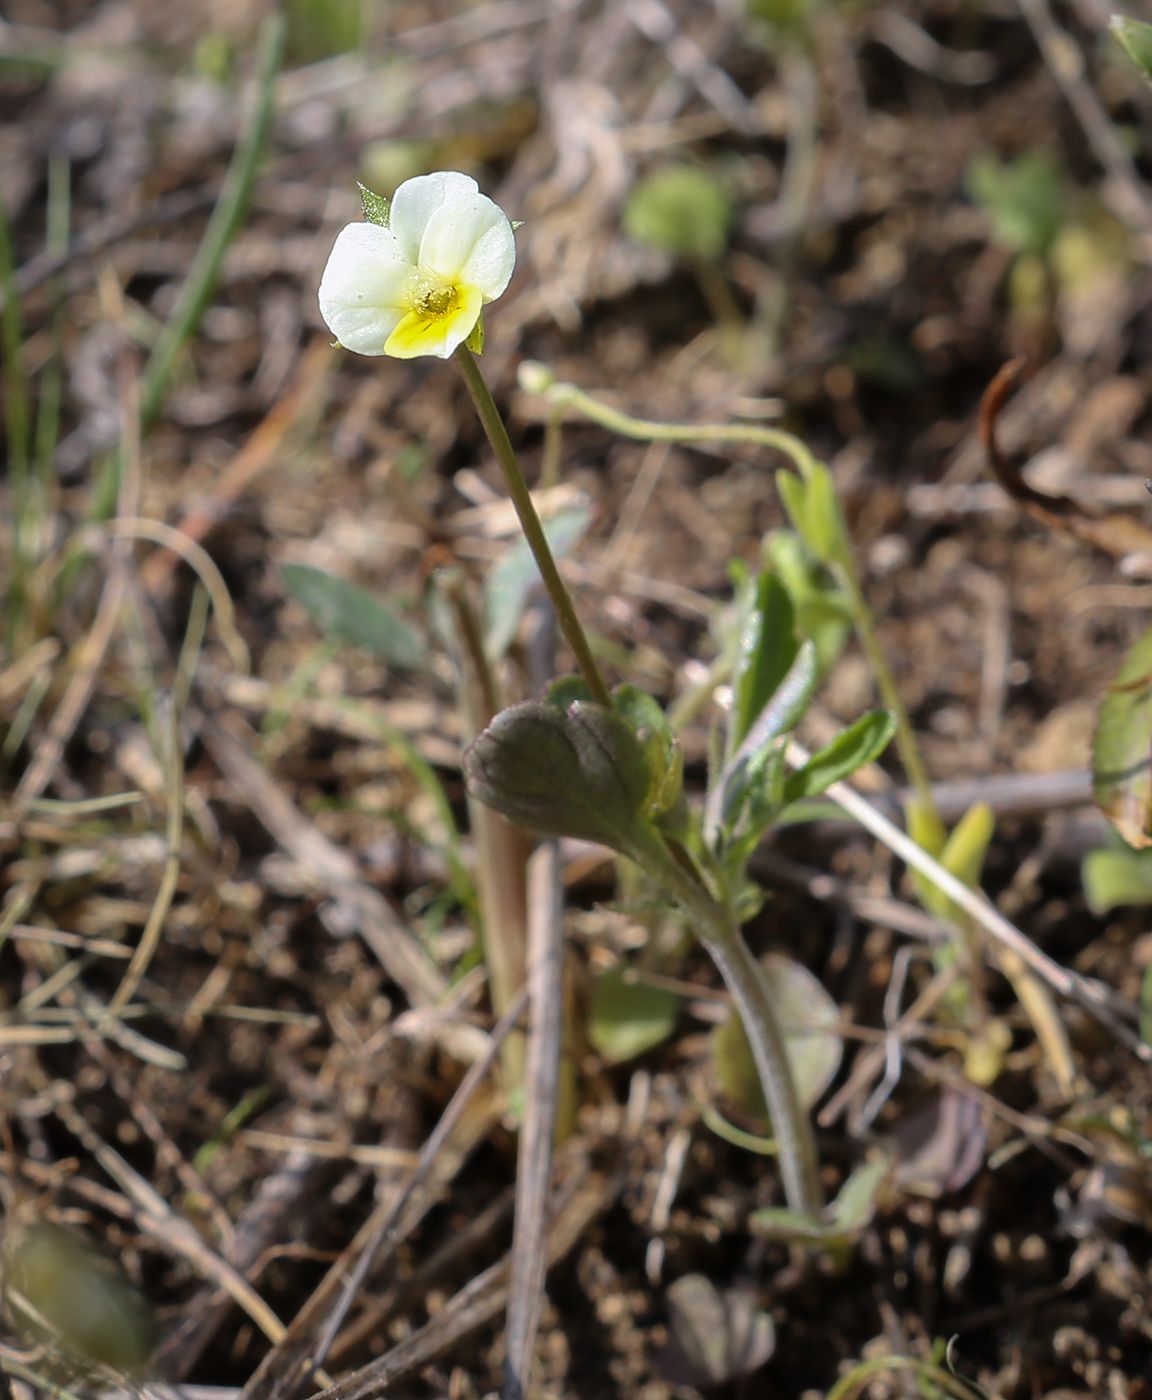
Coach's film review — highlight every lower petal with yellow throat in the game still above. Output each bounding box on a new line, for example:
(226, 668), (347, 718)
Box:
(384, 284), (483, 359)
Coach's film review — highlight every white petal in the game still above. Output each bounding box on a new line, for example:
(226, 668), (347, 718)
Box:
(419, 192), (515, 297)
(459, 215), (516, 302)
(389, 172), (480, 265)
(318, 222), (415, 355)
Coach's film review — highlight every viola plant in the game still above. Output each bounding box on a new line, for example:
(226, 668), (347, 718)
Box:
(318, 170), (897, 1230)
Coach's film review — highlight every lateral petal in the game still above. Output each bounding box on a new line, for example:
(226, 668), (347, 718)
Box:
(318, 222), (415, 355)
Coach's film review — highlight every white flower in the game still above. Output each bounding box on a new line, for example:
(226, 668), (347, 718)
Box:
(318, 171), (516, 360)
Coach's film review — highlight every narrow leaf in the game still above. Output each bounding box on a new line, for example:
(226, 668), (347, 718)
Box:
(1082, 843), (1152, 916)
(731, 573), (798, 752)
(281, 564), (424, 669)
(783, 709), (895, 804)
(485, 507), (589, 660)
(1093, 620), (1152, 848)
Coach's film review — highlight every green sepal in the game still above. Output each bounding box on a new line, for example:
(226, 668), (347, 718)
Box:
(358, 182), (390, 226)
(544, 675), (594, 710)
(1113, 16), (1152, 84)
(464, 312), (485, 353)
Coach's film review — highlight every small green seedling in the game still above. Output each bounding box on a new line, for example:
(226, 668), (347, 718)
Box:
(967, 150), (1064, 353)
(622, 166), (744, 364)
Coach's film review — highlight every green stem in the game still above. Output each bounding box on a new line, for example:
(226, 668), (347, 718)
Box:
(524, 365), (940, 826)
(833, 563), (937, 821)
(523, 364), (819, 476)
(455, 345), (611, 708)
(631, 828), (823, 1218)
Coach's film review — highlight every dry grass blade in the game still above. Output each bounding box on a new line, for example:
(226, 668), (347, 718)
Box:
(102, 518), (249, 674)
(10, 290), (139, 819)
(102, 701), (183, 1021)
(198, 713), (459, 1022)
(307, 985), (530, 1383)
(138, 336), (335, 593)
(160, 1149), (330, 1382)
(239, 1069), (510, 1400)
(980, 358), (1152, 557)
(502, 842), (565, 1400)
(47, 1085), (310, 1370)
(789, 741), (1148, 1059)
(325, 1186), (517, 1368)
(310, 1160), (619, 1400)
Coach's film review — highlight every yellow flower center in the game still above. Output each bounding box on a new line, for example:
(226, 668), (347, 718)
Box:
(385, 276), (484, 359)
(414, 278), (458, 319)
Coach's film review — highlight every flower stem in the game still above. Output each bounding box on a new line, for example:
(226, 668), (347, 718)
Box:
(524, 365), (819, 476)
(631, 828), (824, 1219)
(455, 345), (611, 708)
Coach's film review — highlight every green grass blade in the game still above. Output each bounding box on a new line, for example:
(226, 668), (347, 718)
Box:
(139, 13), (285, 428)
(0, 185), (30, 481)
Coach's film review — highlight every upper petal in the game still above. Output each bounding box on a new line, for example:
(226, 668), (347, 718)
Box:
(318, 222), (415, 355)
(389, 172), (480, 265)
(418, 193), (515, 294)
(458, 214), (517, 302)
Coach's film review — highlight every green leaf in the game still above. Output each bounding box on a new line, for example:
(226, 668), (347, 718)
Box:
(1111, 15), (1152, 84)
(1142, 962), (1152, 1047)
(463, 699), (654, 851)
(714, 640), (818, 839)
(289, 0), (361, 59)
(358, 182), (391, 227)
(1082, 843), (1152, 916)
(711, 953), (842, 1123)
(1094, 619), (1152, 848)
(911, 800), (995, 925)
(281, 564), (424, 669)
(775, 470), (809, 546)
(588, 965), (680, 1063)
(622, 165), (732, 262)
(966, 152), (1063, 258)
(783, 709), (896, 804)
(750, 1156), (888, 1245)
(3, 1213), (158, 1372)
(775, 465), (849, 570)
(763, 531), (852, 677)
(484, 506), (590, 660)
(611, 685), (684, 824)
(747, 0), (816, 32)
(611, 683), (669, 737)
(731, 573), (798, 753)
